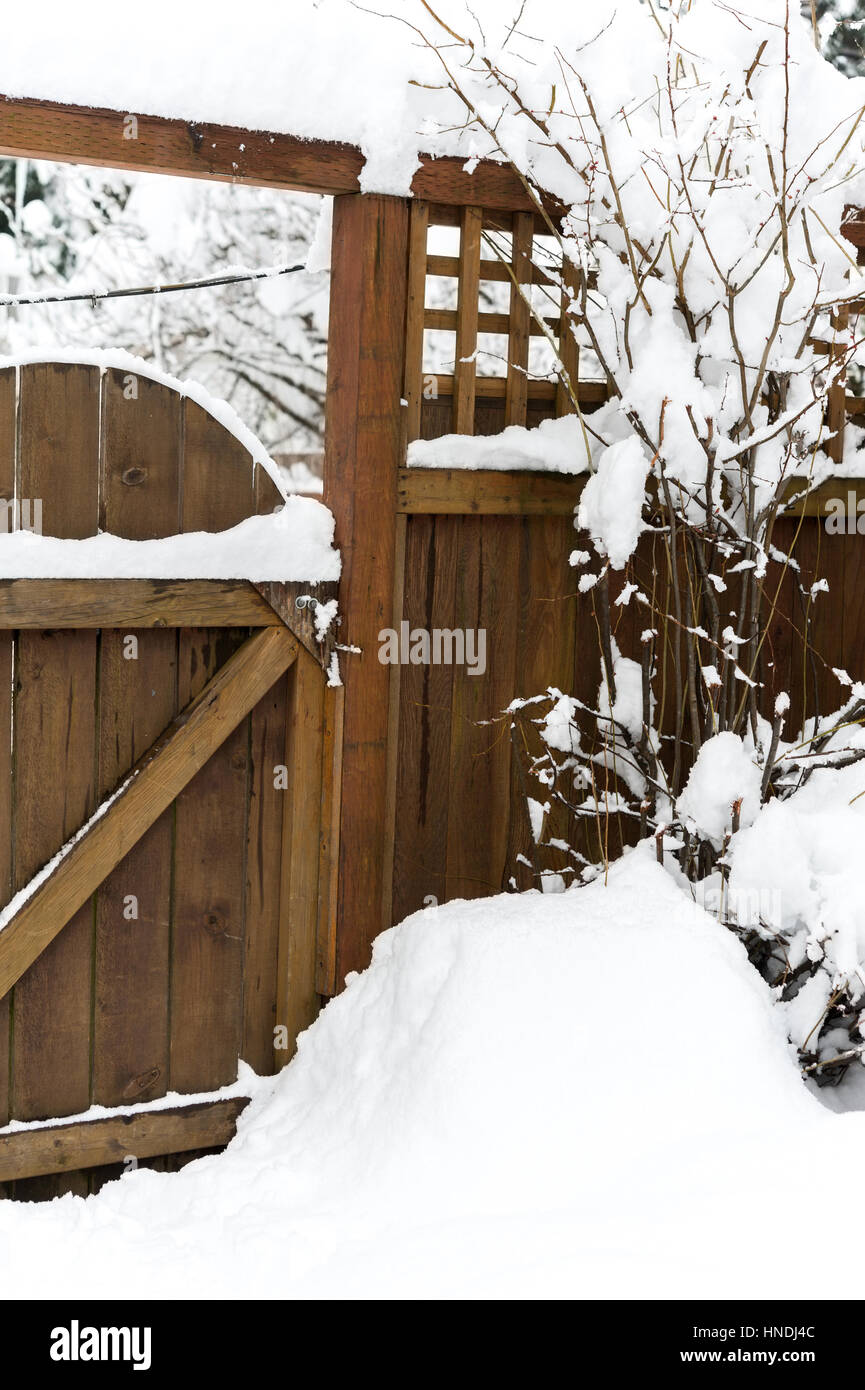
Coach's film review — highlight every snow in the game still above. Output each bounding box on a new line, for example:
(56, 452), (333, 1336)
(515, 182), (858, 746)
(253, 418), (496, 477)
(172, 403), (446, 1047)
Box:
(2, 851), (865, 1299)
(407, 415), (589, 473)
(0, 497), (340, 582)
(676, 732), (763, 849)
(577, 438), (650, 570)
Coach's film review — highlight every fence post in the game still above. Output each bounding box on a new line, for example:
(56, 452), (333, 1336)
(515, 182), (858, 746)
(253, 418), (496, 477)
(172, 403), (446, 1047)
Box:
(322, 193), (410, 987)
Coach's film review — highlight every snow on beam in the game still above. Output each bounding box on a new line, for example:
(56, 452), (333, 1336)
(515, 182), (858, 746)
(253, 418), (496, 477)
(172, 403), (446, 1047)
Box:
(0, 1097), (250, 1181)
(0, 95), (538, 212)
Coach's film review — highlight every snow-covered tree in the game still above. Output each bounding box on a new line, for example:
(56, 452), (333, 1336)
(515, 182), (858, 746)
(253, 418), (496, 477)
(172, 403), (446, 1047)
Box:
(406, 0), (865, 1083)
(0, 161), (328, 455)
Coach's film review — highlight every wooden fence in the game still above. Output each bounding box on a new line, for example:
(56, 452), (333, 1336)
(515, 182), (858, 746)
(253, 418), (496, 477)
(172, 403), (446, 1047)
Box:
(0, 362), (336, 1197)
(324, 194), (865, 981)
(0, 180), (862, 1196)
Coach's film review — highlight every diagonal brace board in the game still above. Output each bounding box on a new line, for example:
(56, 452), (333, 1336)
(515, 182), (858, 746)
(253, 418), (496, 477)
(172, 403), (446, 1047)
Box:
(0, 625), (298, 1001)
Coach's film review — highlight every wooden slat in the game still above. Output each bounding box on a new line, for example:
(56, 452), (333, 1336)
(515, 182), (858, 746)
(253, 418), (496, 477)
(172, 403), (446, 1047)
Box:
(392, 513), (458, 923)
(100, 369), (182, 537)
(0, 627), (298, 1003)
(0, 579), (280, 627)
(170, 389), (263, 1095)
(273, 647), (325, 1063)
(426, 307), (558, 337)
(170, 626), (252, 1094)
(0, 96), (542, 213)
(323, 193), (408, 984)
(93, 630), (176, 1107)
(780, 477), (865, 516)
(427, 374), (607, 405)
(556, 257), (582, 416)
(92, 377), (182, 1111)
(0, 368), (14, 1141)
(454, 206), (483, 435)
(828, 307), (848, 466)
(182, 399), (255, 530)
(505, 212), (534, 427)
(12, 365), (99, 1190)
(445, 517), (520, 899)
(0, 1097), (249, 1183)
(315, 683), (344, 996)
(241, 666), (289, 1074)
(381, 512), (408, 932)
(427, 253), (554, 286)
(405, 201), (430, 445)
(398, 468), (585, 515)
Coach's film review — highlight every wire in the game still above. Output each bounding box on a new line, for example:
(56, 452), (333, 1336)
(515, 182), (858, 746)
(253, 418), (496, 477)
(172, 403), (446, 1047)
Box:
(0, 261), (308, 308)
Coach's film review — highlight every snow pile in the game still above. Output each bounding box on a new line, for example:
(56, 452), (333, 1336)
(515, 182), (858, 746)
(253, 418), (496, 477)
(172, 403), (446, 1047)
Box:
(1, 853), (864, 1299)
(577, 439), (649, 569)
(407, 415), (589, 473)
(676, 732), (763, 848)
(0, 497), (340, 582)
(729, 723), (865, 1052)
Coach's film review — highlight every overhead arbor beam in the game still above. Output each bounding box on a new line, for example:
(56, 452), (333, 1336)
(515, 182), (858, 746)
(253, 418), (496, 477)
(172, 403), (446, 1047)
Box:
(0, 95), (537, 212)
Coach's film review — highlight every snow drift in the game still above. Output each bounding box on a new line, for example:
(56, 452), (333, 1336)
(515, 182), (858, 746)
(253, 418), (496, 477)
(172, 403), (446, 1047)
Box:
(1, 853), (862, 1299)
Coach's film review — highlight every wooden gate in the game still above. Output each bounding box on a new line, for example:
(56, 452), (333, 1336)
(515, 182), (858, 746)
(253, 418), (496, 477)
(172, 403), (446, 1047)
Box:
(0, 361), (336, 1198)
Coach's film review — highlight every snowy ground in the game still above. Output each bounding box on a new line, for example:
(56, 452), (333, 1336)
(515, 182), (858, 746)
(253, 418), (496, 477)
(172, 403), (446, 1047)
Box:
(1, 850), (863, 1300)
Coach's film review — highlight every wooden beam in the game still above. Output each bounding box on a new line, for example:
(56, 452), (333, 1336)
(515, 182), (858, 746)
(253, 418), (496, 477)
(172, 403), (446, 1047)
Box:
(323, 193), (408, 984)
(0, 578), (279, 627)
(427, 373), (608, 405)
(425, 307), (559, 336)
(0, 625), (298, 1001)
(0, 1097), (248, 1182)
(0, 95), (538, 212)
(398, 468), (585, 516)
(780, 477), (865, 517)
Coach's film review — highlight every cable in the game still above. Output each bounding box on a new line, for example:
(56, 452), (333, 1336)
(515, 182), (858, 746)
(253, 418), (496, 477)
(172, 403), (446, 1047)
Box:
(0, 261), (308, 308)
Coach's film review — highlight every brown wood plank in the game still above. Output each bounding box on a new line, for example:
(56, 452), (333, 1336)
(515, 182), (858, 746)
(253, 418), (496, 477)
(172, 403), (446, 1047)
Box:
(323, 193), (408, 984)
(505, 212), (533, 428)
(0, 96), (540, 213)
(92, 379), (182, 1111)
(0, 368), (13, 1142)
(19, 363), (99, 538)
(241, 668), (289, 1074)
(427, 374), (607, 405)
(315, 683), (344, 996)
(93, 630), (177, 1108)
(405, 201), (430, 445)
(12, 364), (99, 1198)
(427, 253), (554, 286)
(169, 628), (263, 1094)
(392, 513), (459, 922)
(0, 627), (298, 1003)
(426, 307), (558, 336)
(0, 1097), (249, 1183)
(398, 468), (585, 515)
(254, 460), (284, 516)
(508, 515), (579, 887)
(273, 647), (325, 1064)
(100, 369), (182, 537)
(556, 258), (581, 416)
(0, 579), (280, 628)
(170, 391), (262, 1094)
(445, 517), (521, 899)
(181, 399), (255, 532)
(454, 207), (483, 435)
